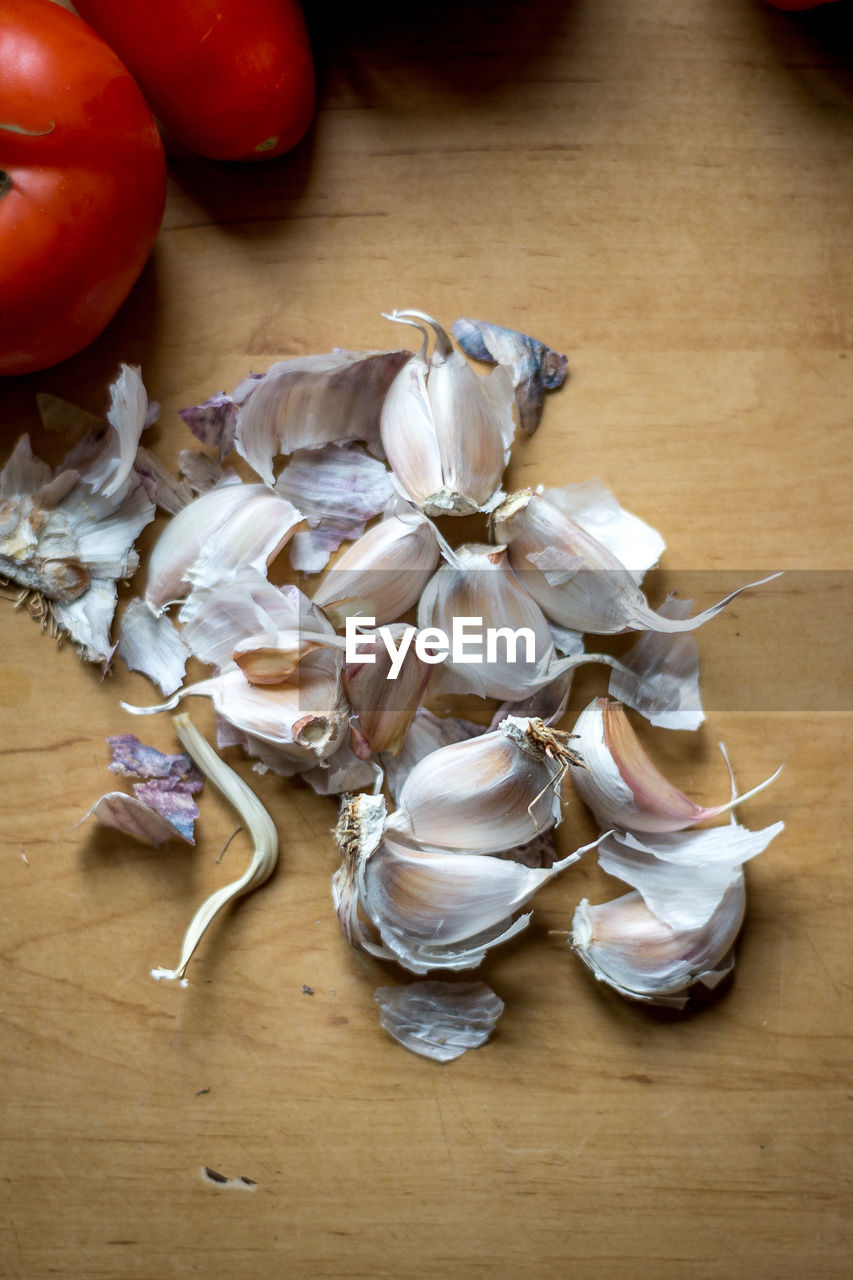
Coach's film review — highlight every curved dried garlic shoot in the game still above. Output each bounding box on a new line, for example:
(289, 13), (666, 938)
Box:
(151, 713), (278, 983)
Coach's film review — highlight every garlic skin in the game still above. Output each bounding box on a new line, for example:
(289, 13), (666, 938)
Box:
(333, 794), (596, 974)
(234, 348), (411, 485)
(569, 698), (780, 834)
(374, 980), (504, 1062)
(384, 715), (583, 856)
(144, 480), (303, 615)
(312, 502), (440, 627)
(451, 317), (568, 437)
(380, 310), (515, 516)
(571, 875), (746, 1008)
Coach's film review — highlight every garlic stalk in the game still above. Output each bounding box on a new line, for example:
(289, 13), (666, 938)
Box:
(380, 310), (515, 516)
(312, 500), (440, 627)
(151, 713), (279, 983)
(570, 876), (746, 1008)
(569, 698), (781, 833)
(493, 488), (780, 634)
(333, 794), (598, 974)
(384, 715), (584, 855)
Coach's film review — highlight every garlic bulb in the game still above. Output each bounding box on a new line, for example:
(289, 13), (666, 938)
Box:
(569, 698), (780, 833)
(571, 875), (746, 1008)
(333, 793), (596, 974)
(384, 715), (583, 855)
(380, 310), (515, 516)
(493, 488), (777, 634)
(312, 502), (440, 627)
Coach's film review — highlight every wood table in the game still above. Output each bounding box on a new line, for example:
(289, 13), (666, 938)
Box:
(1, 2), (851, 1276)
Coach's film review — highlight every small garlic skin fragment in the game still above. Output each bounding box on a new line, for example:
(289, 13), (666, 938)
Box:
(312, 502), (440, 627)
(380, 310), (515, 516)
(274, 443), (394, 574)
(82, 791), (196, 848)
(570, 875), (746, 1008)
(607, 597), (705, 731)
(384, 716), (582, 856)
(451, 317), (567, 436)
(570, 698), (781, 834)
(374, 980), (505, 1062)
(235, 349), (411, 485)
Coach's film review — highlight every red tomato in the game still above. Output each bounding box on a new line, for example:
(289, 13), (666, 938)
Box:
(0, 0), (166, 377)
(73, 1), (316, 163)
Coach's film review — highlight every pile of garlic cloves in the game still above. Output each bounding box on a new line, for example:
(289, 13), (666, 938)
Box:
(13, 309), (784, 1061)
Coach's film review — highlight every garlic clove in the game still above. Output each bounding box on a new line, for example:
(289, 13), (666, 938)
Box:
(539, 478), (665, 583)
(344, 623), (432, 756)
(312, 501), (440, 627)
(334, 793), (597, 974)
(381, 707), (487, 804)
(570, 874), (746, 1008)
(494, 489), (780, 635)
(597, 820), (784, 931)
(144, 481), (303, 615)
(380, 310), (514, 516)
(569, 698), (781, 833)
(385, 715), (583, 856)
(179, 572), (333, 669)
(416, 542), (560, 700)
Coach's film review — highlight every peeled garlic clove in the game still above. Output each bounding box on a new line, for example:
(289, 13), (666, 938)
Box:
(233, 628), (342, 686)
(570, 698), (781, 833)
(234, 348), (411, 485)
(344, 624), (432, 756)
(385, 715), (582, 855)
(380, 310), (514, 516)
(374, 980), (504, 1061)
(312, 503), (440, 627)
(416, 542), (560, 700)
(144, 481), (303, 615)
(570, 875), (746, 1008)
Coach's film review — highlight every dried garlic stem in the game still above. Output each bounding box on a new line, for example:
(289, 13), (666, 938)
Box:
(151, 713), (279, 983)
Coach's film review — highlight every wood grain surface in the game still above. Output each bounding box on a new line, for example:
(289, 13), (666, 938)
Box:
(1, 2), (851, 1277)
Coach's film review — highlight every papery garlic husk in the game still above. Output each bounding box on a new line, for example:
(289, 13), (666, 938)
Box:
(379, 310), (515, 516)
(234, 349), (412, 485)
(570, 697), (781, 834)
(374, 980), (504, 1061)
(144, 480), (303, 614)
(493, 489), (777, 634)
(123, 657), (349, 766)
(118, 598), (188, 695)
(333, 793), (597, 974)
(312, 501), (440, 627)
(570, 875), (746, 1008)
(344, 624), (432, 756)
(416, 542), (563, 700)
(451, 317), (568, 437)
(384, 715), (583, 856)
